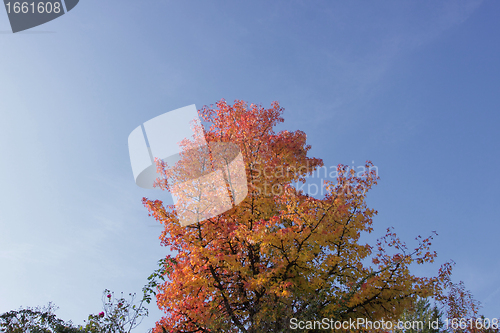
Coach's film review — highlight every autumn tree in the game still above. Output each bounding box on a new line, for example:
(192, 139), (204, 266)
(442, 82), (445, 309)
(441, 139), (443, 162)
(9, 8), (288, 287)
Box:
(436, 262), (499, 333)
(143, 99), (450, 333)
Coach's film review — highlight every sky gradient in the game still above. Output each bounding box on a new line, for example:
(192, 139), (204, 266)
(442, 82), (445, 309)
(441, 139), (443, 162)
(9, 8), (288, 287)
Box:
(1, 0), (499, 330)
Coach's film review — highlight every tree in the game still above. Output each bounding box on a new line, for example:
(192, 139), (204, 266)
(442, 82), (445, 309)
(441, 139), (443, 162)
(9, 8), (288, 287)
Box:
(393, 296), (444, 333)
(0, 303), (79, 333)
(82, 289), (149, 333)
(0, 286), (154, 333)
(437, 264), (499, 333)
(143, 99), (451, 333)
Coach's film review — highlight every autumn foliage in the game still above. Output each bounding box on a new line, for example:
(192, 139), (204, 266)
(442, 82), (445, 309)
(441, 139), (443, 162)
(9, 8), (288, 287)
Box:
(143, 99), (451, 332)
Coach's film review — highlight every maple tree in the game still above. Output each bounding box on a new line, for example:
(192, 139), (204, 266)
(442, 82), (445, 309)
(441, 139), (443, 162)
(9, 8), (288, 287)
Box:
(143, 99), (452, 333)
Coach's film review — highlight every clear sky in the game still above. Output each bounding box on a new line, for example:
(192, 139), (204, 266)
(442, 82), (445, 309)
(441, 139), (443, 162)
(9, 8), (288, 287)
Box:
(0, 0), (499, 330)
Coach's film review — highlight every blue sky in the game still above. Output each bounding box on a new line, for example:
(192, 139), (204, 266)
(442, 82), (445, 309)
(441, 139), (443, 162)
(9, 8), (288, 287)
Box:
(0, 0), (499, 329)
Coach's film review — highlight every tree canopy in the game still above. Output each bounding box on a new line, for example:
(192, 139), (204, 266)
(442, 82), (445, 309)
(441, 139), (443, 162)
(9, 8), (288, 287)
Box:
(143, 99), (451, 333)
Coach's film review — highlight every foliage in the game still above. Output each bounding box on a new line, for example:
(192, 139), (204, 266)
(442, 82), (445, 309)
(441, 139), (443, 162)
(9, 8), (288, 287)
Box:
(438, 265), (499, 333)
(393, 296), (444, 333)
(0, 303), (79, 333)
(0, 283), (158, 333)
(82, 289), (149, 333)
(143, 99), (452, 333)
(390, 263), (500, 333)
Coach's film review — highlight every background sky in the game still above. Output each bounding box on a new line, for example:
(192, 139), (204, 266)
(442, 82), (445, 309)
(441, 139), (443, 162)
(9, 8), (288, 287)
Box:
(0, 0), (499, 330)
